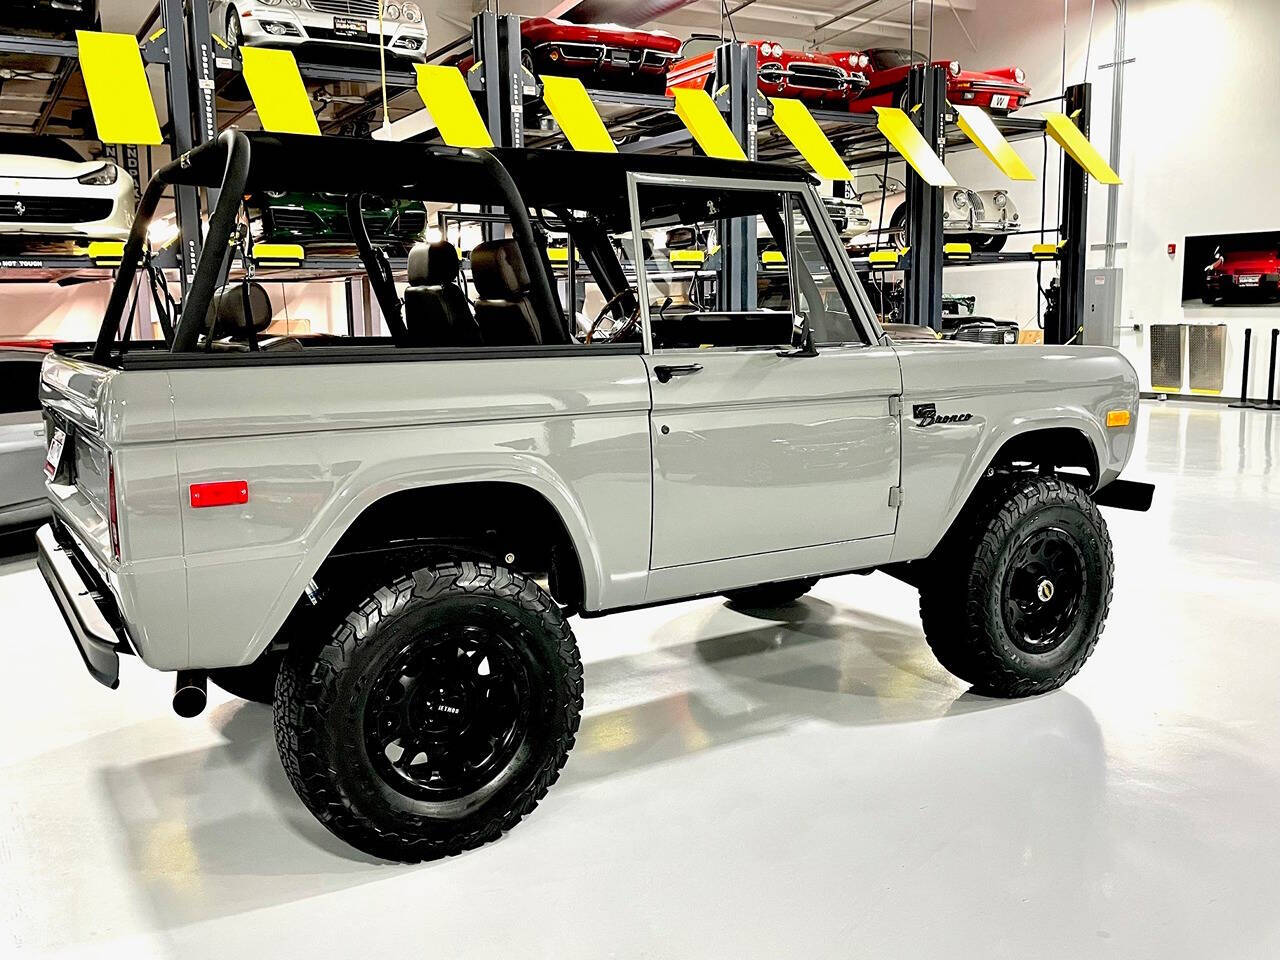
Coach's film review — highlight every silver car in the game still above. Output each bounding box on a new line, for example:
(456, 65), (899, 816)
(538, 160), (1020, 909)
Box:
(0, 345), (51, 528)
(214, 0), (427, 63)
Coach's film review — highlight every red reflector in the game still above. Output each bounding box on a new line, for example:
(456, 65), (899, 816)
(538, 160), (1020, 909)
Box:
(190, 481), (249, 508)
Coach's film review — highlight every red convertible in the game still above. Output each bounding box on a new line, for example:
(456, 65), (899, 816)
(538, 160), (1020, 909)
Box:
(667, 39), (869, 109)
(1203, 246), (1280, 303)
(844, 47), (1030, 114)
(457, 17), (682, 93)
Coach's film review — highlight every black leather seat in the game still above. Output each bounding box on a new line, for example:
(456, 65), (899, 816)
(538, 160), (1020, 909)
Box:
(470, 238), (542, 346)
(403, 241), (482, 347)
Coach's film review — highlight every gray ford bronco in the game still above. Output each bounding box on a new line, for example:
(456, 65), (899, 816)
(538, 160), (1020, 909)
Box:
(35, 131), (1152, 861)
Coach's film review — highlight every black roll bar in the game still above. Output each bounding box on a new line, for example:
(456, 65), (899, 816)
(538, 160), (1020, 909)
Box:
(171, 132), (253, 352)
(92, 130), (252, 363)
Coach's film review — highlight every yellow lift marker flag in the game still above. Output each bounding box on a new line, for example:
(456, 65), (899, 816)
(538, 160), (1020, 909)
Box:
(873, 106), (955, 187)
(75, 31), (162, 145)
(240, 47), (320, 136)
(415, 64), (494, 149)
(1043, 111), (1122, 185)
(672, 88), (747, 161)
(541, 75), (617, 153)
(953, 104), (1035, 181)
(768, 97), (852, 181)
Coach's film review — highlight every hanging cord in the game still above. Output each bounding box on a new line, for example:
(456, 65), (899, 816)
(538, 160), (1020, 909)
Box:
(377, 0), (391, 136)
(1082, 0), (1097, 78)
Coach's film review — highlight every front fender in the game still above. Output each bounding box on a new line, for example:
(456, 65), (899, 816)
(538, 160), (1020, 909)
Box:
(889, 342), (1138, 562)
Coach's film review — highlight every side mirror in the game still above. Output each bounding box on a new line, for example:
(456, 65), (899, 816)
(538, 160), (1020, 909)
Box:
(777, 315), (819, 358)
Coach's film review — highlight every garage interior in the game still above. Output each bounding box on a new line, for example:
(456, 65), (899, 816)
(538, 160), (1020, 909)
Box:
(2, 1), (1279, 957)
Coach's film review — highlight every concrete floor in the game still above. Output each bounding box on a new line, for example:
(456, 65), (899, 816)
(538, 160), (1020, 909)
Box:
(2, 399), (1278, 959)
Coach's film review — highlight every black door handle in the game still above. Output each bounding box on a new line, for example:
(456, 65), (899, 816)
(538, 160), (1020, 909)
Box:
(654, 363), (703, 383)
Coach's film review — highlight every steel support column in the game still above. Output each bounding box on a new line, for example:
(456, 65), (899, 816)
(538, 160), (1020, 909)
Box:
(902, 64), (946, 332)
(473, 12), (523, 241)
(161, 0), (202, 290)
(714, 42), (758, 312)
(1054, 82), (1091, 346)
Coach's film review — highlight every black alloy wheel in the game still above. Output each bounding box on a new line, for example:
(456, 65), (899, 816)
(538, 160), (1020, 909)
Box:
(364, 623), (535, 809)
(1001, 527), (1086, 654)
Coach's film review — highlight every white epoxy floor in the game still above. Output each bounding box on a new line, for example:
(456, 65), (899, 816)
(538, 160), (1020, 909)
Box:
(2, 399), (1278, 959)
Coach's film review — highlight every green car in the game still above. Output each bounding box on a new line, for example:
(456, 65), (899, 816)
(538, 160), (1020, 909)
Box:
(251, 191), (427, 254)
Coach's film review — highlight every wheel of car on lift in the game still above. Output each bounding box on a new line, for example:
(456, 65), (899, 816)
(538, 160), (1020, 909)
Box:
(918, 474), (1113, 698)
(225, 7), (243, 47)
(273, 560), (583, 862)
(520, 46), (535, 76)
(971, 233), (1007, 254)
(723, 577), (819, 608)
(888, 205), (909, 251)
(210, 651), (283, 705)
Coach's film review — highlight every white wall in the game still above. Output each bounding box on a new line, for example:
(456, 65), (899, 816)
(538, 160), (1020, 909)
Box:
(927, 0), (1280, 398)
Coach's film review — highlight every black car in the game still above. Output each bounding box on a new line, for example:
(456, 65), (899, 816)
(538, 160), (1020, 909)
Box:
(0, 0), (100, 37)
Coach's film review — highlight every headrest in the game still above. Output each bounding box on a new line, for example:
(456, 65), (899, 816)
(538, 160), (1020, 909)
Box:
(207, 282), (272, 336)
(408, 240), (460, 287)
(471, 238), (531, 300)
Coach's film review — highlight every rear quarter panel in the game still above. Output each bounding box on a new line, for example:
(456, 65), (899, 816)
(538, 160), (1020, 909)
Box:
(164, 354), (653, 669)
(890, 341), (1139, 562)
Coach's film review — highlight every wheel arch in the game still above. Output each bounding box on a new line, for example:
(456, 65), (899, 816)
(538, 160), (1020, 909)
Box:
(892, 416), (1108, 564)
(240, 471), (606, 668)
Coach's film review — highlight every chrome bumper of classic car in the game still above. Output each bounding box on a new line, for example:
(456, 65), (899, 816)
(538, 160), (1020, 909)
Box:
(759, 63), (867, 94)
(534, 41), (677, 73)
(969, 216), (1020, 235)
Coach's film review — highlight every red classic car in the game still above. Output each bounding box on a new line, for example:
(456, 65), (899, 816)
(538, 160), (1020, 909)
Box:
(844, 47), (1030, 114)
(667, 39), (869, 109)
(458, 17), (682, 94)
(1203, 246), (1280, 303)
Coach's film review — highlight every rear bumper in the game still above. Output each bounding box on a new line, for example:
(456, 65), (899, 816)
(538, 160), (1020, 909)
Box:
(35, 522), (127, 689)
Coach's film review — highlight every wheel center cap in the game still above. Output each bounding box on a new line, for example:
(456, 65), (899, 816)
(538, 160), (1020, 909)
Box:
(1036, 578), (1055, 602)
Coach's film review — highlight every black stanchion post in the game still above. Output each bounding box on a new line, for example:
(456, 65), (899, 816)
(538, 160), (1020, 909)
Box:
(1256, 328), (1280, 411)
(1228, 328), (1254, 409)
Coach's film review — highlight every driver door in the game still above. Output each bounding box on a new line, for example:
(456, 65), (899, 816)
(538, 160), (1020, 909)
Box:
(628, 174), (902, 578)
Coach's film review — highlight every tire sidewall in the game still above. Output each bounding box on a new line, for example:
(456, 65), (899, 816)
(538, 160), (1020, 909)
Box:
(277, 564), (581, 857)
(976, 500), (1110, 681)
(331, 594), (559, 829)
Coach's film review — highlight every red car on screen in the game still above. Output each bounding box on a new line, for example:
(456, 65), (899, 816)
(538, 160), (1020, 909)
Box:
(667, 38), (869, 109)
(1203, 247), (1280, 303)
(844, 47), (1030, 114)
(457, 17), (682, 94)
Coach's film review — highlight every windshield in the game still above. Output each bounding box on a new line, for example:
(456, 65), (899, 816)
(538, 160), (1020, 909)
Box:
(870, 49), (926, 70)
(0, 133), (83, 162)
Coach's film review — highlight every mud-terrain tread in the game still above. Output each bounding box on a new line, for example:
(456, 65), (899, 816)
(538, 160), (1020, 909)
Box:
(274, 560), (583, 863)
(919, 474), (1113, 698)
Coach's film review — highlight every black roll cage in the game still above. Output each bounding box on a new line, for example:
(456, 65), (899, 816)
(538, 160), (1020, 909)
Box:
(92, 129), (571, 362)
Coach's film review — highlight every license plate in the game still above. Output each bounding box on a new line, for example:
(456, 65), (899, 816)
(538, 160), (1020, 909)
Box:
(990, 94), (1010, 110)
(44, 427), (66, 480)
(333, 16), (365, 35)
(610, 48), (632, 66)
(1237, 274), (1262, 287)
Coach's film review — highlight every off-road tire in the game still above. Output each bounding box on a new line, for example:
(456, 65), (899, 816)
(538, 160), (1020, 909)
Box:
(919, 475), (1113, 698)
(273, 560), (583, 862)
(724, 577), (819, 608)
(210, 652), (282, 705)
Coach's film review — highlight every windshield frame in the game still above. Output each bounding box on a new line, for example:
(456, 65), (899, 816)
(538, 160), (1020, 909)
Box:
(625, 170), (883, 352)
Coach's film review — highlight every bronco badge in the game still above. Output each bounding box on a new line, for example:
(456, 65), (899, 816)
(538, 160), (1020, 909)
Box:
(913, 403), (973, 427)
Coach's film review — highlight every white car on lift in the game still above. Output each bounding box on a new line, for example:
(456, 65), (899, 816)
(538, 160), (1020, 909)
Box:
(852, 173), (1019, 252)
(0, 134), (134, 242)
(214, 0), (428, 63)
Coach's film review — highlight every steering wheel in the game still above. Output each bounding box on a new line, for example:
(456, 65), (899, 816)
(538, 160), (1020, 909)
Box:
(586, 287), (641, 344)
